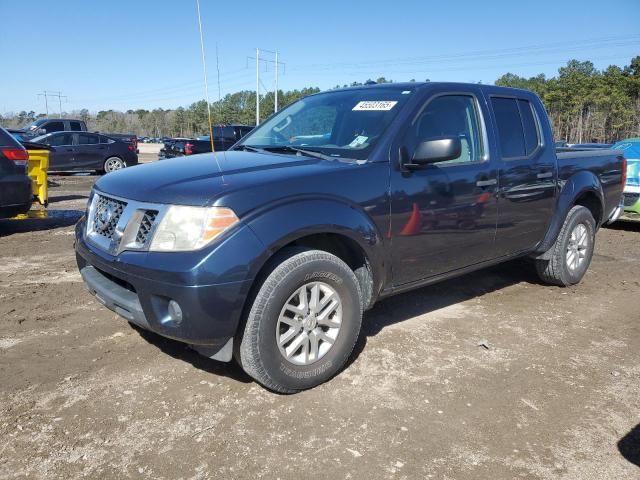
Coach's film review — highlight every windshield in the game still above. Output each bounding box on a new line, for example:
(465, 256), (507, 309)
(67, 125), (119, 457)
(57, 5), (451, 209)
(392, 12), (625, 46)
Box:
(21, 119), (47, 131)
(238, 87), (415, 160)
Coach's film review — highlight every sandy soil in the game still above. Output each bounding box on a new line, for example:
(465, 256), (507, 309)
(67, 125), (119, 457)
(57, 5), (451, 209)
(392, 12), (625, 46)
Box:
(1, 165), (639, 479)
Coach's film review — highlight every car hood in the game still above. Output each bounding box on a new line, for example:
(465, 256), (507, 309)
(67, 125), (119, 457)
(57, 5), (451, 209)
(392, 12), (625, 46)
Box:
(94, 151), (355, 208)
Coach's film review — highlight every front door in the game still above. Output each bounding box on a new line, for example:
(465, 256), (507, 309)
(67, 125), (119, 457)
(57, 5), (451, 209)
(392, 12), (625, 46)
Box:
(390, 92), (499, 285)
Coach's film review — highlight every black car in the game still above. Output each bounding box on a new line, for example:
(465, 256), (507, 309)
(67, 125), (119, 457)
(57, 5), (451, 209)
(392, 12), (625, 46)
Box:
(0, 126), (32, 218)
(31, 132), (138, 174)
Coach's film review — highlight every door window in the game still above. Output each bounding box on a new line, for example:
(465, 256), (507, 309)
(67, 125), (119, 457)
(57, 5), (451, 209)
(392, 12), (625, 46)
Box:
(47, 133), (74, 146)
(77, 133), (99, 145)
(491, 97), (541, 158)
(43, 121), (64, 133)
(69, 121), (83, 131)
(406, 95), (483, 165)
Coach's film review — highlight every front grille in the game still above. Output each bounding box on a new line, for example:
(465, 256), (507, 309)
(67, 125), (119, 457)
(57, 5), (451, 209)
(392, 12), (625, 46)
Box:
(92, 195), (127, 240)
(623, 193), (640, 207)
(135, 210), (158, 245)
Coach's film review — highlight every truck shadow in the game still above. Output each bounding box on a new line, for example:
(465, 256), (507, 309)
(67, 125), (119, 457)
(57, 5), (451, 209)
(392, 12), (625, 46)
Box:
(618, 423), (640, 467)
(132, 258), (541, 387)
(132, 326), (252, 384)
(347, 258), (542, 367)
(605, 219), (640, 233)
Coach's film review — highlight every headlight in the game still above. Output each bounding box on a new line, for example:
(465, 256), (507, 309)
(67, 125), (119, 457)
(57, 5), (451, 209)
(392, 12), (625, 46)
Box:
(149, 206), (239, 252)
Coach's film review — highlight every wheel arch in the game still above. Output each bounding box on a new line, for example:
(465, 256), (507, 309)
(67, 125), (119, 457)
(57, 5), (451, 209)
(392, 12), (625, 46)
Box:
(536, 170), (604, 255)
(243, 198), (387, 311)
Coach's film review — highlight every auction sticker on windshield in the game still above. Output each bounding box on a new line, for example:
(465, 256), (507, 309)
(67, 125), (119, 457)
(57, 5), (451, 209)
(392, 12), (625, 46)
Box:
(352, 101), (398, 111)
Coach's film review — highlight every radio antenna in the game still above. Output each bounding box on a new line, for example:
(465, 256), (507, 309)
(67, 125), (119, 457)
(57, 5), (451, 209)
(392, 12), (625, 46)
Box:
(195, 0), (225, 182)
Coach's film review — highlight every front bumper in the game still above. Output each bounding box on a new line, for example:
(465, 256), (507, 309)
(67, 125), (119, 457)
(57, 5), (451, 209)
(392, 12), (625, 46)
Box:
(623, 192), (640, 214)
(75, 219), (259, 354)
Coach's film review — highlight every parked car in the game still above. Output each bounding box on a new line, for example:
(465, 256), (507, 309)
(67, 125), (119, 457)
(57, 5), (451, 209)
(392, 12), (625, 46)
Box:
(159, 137), (190, 158)
(10, 118), (138, 152)
(162, 126), (254, 158)
(75, 82), (625, 393)
(31, 131), (138, 174)
(0, 126), (32, 218)
(611, 137), (640, 214)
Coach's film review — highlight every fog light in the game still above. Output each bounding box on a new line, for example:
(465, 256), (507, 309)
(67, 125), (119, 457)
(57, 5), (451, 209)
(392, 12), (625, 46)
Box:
(168, 300), (183, 325)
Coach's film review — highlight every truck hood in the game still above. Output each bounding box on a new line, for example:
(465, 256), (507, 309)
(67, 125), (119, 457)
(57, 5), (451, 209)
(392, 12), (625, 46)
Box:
(94, 151), (354, 207)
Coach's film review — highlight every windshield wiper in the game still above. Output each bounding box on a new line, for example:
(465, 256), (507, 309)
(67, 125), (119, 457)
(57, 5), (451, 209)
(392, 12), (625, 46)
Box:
(232, 144), (263, 153)
(260, 145), (340, 162)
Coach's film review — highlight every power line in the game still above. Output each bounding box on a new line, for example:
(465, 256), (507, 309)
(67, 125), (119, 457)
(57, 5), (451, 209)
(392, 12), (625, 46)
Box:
(38, 91), (67, 117)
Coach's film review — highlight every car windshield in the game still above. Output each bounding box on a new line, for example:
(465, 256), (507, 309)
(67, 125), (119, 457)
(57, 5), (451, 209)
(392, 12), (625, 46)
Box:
(21, 119), (47, 131)
(238, 87), (415, 160)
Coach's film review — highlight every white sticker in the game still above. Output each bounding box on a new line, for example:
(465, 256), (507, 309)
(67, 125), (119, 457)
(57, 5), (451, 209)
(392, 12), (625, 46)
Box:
(352, 101), (398, 111)
(348, 135), (369, 148)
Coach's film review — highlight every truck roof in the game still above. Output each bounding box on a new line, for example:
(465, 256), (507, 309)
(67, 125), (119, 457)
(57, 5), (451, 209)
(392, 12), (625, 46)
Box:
(328, 81), (536, 97)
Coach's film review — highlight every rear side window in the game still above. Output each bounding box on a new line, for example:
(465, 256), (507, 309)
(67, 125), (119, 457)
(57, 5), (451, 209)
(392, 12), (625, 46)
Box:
(77, 133), (99, 145)
(44, 121), (65, 133)
(69, 121), (83, 131)
(518, 99), (539, 155)
(491, 97), (540, 158)
(47, 133), (74, 146)
(99, 136), (113, 144)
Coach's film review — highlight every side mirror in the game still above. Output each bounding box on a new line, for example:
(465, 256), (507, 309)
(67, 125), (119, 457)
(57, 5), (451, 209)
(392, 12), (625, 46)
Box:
(407, 137), (461, 168)
(37, 128), (47, 135)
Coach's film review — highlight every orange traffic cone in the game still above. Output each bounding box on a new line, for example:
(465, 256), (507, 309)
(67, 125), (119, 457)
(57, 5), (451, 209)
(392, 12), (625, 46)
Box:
(399, 202), (422, 236)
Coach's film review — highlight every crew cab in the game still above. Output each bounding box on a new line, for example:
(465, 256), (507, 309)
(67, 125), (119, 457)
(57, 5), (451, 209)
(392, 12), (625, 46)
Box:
(74, 83), (626, 393)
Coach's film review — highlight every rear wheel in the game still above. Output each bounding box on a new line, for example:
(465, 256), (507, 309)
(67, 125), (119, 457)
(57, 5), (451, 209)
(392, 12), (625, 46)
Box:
(535, 205), (596, 286)
(103, 157), (125, 174)
(237, 249), (362, 393)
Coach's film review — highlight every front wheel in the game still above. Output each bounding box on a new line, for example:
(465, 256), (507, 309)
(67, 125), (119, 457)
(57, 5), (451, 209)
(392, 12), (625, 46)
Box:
(103, 157), (125, 174)
(237, 249), (363, 393)
(535, 205), (596, 286)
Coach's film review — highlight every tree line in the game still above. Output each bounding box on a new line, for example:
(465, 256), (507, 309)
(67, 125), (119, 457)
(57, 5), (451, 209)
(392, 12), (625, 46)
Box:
(2, 57), (638, 143)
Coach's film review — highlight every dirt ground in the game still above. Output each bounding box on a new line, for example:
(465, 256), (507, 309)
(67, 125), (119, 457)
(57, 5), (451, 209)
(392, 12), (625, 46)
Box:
(1, 154), (639, 479)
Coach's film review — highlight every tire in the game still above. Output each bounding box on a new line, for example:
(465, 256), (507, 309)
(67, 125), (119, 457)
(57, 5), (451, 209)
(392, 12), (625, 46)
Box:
(238, 248), (363, 393)
(535, 205), (596, 286)
(103, 157), (125, 174)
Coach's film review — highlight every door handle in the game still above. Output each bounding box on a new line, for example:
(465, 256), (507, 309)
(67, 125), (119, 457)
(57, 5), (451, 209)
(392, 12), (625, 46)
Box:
(476, 178), (497, 187)
(537, 171), (553, 179)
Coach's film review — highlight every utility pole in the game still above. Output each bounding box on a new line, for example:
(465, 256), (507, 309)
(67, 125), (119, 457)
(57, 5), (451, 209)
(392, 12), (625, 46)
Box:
(38, 92), (49, 116)
(275, 50), (279, 112)
(39, 91), (67, 117)
(256, 48), (260, 125)
(247, 48), (285, 123)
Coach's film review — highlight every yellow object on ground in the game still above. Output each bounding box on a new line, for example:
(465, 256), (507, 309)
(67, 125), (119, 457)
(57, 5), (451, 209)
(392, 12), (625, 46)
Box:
(27, 149), (49, 206)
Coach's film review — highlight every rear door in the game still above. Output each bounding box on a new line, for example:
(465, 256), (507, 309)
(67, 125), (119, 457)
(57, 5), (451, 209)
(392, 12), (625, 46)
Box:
(45, 133), (75, 170)
(389, 89), (499, 284)
(488, 95), (557, 255)
(73, 133), (103, 170)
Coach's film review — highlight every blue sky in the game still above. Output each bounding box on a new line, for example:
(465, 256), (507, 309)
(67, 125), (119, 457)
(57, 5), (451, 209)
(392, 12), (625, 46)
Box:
(1, 0), (638, 114)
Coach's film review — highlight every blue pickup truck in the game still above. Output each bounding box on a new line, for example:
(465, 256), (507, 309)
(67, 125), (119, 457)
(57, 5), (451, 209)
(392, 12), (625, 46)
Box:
(75, 82), (625, 392)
